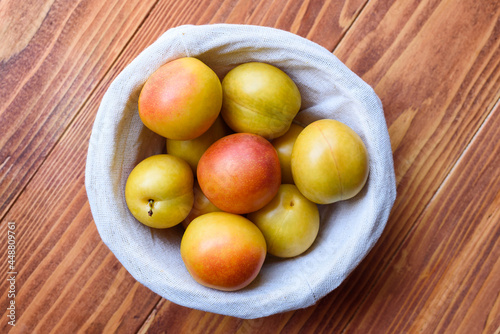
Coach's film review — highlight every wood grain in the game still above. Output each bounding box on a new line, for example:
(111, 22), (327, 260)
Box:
(0, 0), (158, 219)
(327, 0), (500, 330)
(0, 87), (160, 333)
(0, 0), (162, 332)
(2, 96), (149, 334)
(0, 0), (55, 61)
(1, 0), (499, 332)
(212, 0), (367, 50)
(344, 102), (500, 333)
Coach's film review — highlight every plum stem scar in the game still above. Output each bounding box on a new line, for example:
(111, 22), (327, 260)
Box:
(148, 199), (154, 216)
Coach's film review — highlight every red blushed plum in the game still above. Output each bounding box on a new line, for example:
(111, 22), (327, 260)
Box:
(197, 133), (281, 214)
(166, 116), (229, 174)
(180, 212), (267, 291)
(138, 57), (222, 140)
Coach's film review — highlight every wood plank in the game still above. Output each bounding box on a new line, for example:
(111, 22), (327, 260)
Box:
(2, 0), (499, 333)
(216, 0), (367, 50)
(343, 102), (500, 333)
(0, 0), (372, 332)
(0, 0), (158, 219)
(0, 87), (161, 333)
(0, 0), (162, 332)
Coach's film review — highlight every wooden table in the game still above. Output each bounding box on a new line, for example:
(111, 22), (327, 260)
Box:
(1, 0), (499, 333)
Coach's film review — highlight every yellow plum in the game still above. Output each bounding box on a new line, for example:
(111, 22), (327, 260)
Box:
(182, 180), (222, 229)
(221, 62), (301, 139)
(248, 184), (319, 258)
(271, 123), (304, 184)
(125, 154), (194, 228)
(291, 119), (369, 204)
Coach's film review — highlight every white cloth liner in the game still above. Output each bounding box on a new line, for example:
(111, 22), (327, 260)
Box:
(85, 24), (396, 319)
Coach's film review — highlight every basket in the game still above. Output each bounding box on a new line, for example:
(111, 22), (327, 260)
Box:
(85, 24), (396, 319)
